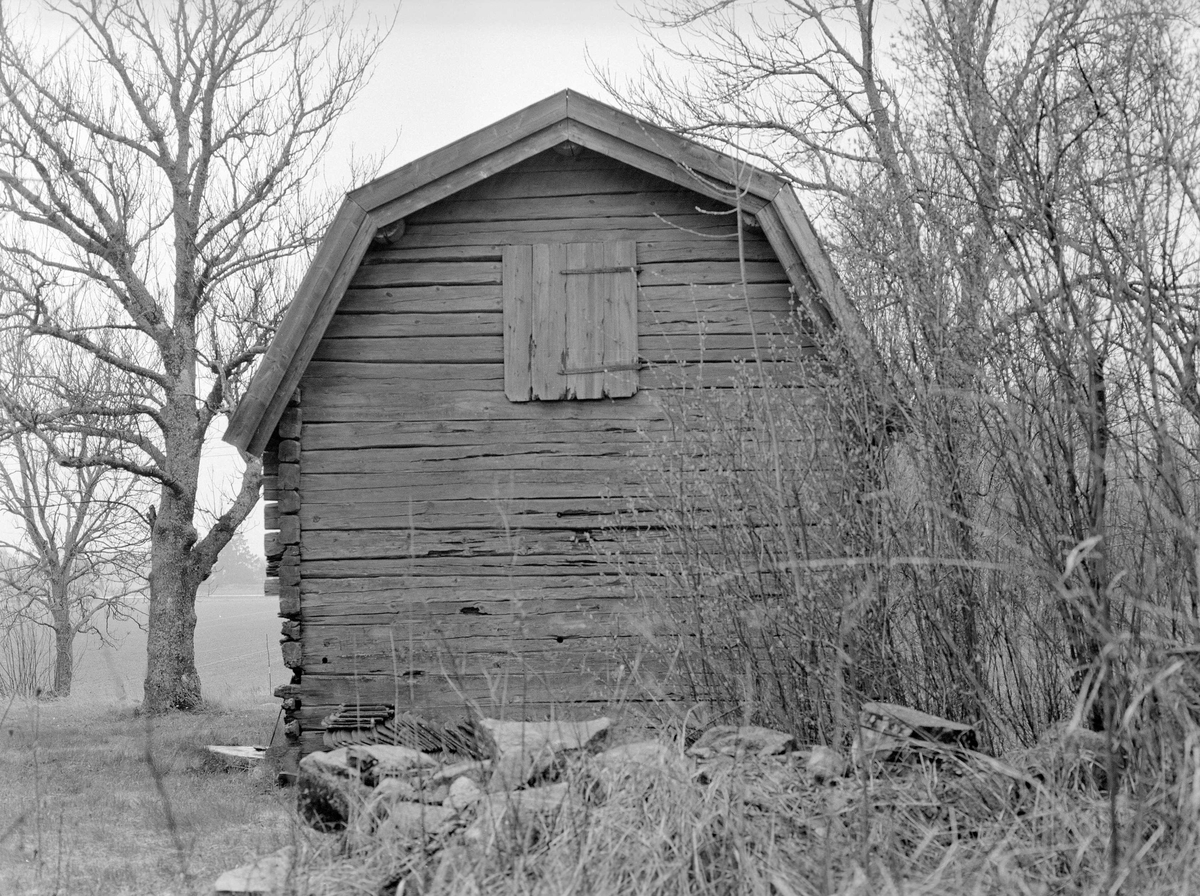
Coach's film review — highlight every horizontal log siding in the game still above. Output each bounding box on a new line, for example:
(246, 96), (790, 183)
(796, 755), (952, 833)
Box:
(292, 148), (820, 739)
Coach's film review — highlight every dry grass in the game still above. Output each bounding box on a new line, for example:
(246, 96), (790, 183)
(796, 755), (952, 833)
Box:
(285, 739), (1200, 896)
(1, 687), (1198, 895)
(0, 694), (296, 896)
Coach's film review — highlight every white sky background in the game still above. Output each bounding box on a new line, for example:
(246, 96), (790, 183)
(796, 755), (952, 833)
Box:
(207, 0), (672, 550)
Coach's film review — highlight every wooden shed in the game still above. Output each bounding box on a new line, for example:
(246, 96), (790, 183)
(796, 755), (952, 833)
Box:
(225, 90), (869, 760)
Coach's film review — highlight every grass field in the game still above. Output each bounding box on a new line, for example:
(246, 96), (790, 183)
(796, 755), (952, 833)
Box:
(0, 597), (290, 894)
(71, 592), (287, 706)
(0, 697), (295, 896)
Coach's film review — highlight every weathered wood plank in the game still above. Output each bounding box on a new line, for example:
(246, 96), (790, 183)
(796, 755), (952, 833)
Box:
(300, 374), (503, 398)
(310, 335), (503, 364)
(348, 261), (501, 289)
(360, 245), (503, 264)
(299, 576), (628, 602)
(323, 312), (499, 340)
(298, 500), (642, 531)
(300, 359), (809, 396)
(339, 285), (502, 315)
(502, 245), (534, 402)
(637, 239), (779, 264)
(302, 450), (644, 478)
(291, 671), (654, 718)
(401, 213), (741, 242)
(638, 282), (799, 305)
(295, 640), (645, 678)
(638, 260), (788, 287)
(300, 503), (638, 532)
(298, 524), (644, 560)
(317, 306), (807, 344)
(297, 477), (644, 507)
(302, 610), (645, 648)
(308, 331), (797, 368)
(359, 236), (780, 267)
(483, 146), (629, 174)
(301, 417), (670, 451)
(300, 464), (645, 489)
(395, 225), (743, 249)
(303, 383), (666, 418)
(527, 243), (563, 399)
(444, 161), (690, 202)
(405, 191), (731, 226)
(640, 311), (799, 338)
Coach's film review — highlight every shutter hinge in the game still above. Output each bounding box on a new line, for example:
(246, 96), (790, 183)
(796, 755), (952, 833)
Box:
(559, 358), (646, 376)
(559, 266), (641, 275)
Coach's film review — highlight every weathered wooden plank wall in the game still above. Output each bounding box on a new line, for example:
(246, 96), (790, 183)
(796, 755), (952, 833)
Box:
(285, 148), (817, 755)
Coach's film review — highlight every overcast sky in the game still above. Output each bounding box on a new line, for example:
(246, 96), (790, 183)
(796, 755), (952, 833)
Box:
(330, 0), (659, 173)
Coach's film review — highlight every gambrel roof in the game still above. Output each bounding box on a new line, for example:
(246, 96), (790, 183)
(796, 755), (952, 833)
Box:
(225, 89), (874, 455)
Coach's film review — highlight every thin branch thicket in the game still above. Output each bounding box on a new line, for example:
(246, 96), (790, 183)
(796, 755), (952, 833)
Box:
(606, 0), (1200, 778)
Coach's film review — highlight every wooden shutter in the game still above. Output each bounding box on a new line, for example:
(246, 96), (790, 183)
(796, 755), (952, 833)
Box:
(504, 241), (638, 401)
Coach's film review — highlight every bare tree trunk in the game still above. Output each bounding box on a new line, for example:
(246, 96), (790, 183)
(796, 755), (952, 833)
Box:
(50, 580), (74, 697)
(143, 380), (204, 711)
(144, 497), (202, 710)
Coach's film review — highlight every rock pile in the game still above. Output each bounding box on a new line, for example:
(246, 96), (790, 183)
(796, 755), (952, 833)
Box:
(215, 703), (1120, 895)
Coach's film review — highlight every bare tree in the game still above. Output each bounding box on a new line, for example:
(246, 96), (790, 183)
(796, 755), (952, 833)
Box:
(0, 329), (148, 697)
(0, 0), (385, 711)
(0, 431), (147, 697)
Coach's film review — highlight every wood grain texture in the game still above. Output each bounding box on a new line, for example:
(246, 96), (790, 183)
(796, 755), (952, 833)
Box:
(283, 138), (824, 741)
(503, 245), (534, 400)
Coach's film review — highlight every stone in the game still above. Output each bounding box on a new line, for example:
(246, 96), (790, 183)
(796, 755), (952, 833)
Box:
(358, 773), (450, 806)
(347, 777), (458, 853)
(475, 717), (610, 791)
(686, 725), (795, 759)
(347, 743), (439, 782)
(444, 776), (484, 812)
(851, 702), (977, 766)
(297, 748), (368, 832)
(214, 846), (294, 895)
(1005, 722), (1119, 792)
(588, 741), (685, 794)
(592, 740), (677, 770)
(430, 759), (491, 786)
(807, 745), (848, 783)
(205, 744), (266, 771)
(462, 782), (578, 858)
(374, 801), (456, 843)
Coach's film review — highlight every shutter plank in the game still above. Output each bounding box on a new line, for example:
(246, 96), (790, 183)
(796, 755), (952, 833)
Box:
(565, 242), (603, 399)
(604, 241), (638, 398)
(531, 243), (569, 399)
(503, 245), (533, 401)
